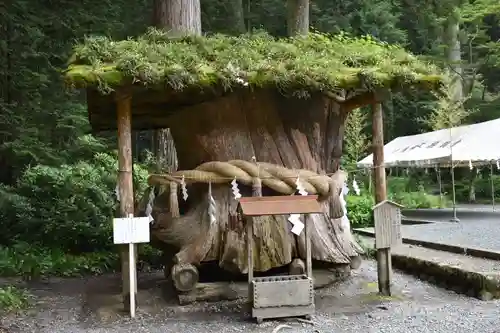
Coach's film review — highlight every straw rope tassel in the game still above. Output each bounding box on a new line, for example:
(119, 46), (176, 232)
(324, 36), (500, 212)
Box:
(252, 156), (262, 197)
(169, 181), (180, 218)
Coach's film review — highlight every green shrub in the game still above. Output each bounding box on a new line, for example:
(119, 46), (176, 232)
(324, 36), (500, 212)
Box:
(346, 187), (446, 228)
(389, 189), (445, 208)
(387, 177), (411, 193)
(0, 286), (32, 312)
(0, 153), (149, 253)
(346, 194), (374, 228)
(0, 243), (119, 278)
(0, 242), (163, 278)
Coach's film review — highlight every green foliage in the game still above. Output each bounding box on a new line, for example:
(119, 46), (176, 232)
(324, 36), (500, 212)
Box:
(1, 0), (500, 281)
(344, 108), (369, 168)
(346, 195), (374, 228)
(390, 189), (445, 208)
(387, 176), (448, 208)
(65, 28), (443, 94)
(0, 242), (161, 279)
(425, 74), (475, 130)
(311, 0), (408, 45)
(452, 174), (500, 203)
(0, 286), (32, 312)
(0, 153), (149, 252)
(346, 176), (447, 228)
(0, 243), (118, 278)
(461, 0), (500, 23)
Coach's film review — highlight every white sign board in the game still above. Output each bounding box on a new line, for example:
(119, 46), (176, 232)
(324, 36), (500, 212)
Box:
(112, 214), (151, 319)
(373, 200), (403, 249)
(113, 215), (151, 244)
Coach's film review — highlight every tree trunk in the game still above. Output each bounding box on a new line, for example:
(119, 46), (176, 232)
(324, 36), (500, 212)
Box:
(445, 13), (463, 107)
(149, 89), (363, 274)
(287, 0), (309, 36)
(153, 128), (177, 172)
(152, 0), (201, 172)
(468, 170), (476, 203)
(229, 0), (246, 34)
(153, 0), (201, 35)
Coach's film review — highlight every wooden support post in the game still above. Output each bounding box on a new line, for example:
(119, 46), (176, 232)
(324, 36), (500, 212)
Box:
(371, 102), (391, 296)
(304, 215), (312, 278)
(246, 216), (254, 303)
(116, 92), (137, 310)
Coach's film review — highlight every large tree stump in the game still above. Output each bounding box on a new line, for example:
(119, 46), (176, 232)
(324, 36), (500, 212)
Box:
(149, 88), (363, 275)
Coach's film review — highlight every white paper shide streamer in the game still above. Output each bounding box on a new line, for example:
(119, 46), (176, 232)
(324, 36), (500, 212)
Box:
(115, 184), (120, 202)
(339, 181), (355, 245)
(469, 160), (473, 170)
(288, 176), (307, 236)
(295, 176), (308, 196)
(181, 176), (188, 201)
(145, 188), (155, 223)
(208, 182), (217, 225)
(352, 177), (360, 196)
(231, 177), (242, 199)
(497, 160), (500, 170)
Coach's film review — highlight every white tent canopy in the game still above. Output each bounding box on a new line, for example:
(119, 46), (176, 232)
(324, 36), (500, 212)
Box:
(357, 118), (500, 168)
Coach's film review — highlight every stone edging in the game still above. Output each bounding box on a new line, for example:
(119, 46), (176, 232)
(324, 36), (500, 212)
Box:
(354, 229), (500, 261)
(391, 254), (500, 300)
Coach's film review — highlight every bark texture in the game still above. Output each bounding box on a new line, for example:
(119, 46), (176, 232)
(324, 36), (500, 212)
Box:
(229, 0), (246, 34)
(287, 0), (309, 36)
(148, 89), (363, 274)
(153, 128), (177, 172)
(152, 0), (201, 172)
(445, 14), (463, 104)
(153, 0), (201, 35)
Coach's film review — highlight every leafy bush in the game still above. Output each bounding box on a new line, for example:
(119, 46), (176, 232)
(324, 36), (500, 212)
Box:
(0, 242), (119, 278)
(389, 188), (445, 208)
(0, 153), (149, 253)
(0, 152), (156, 278)
(346, 186), (446, 228)
(387, 177), (412, 193)
(0, 286), (32, 312)
(346, 194), (374, 228)
(453, 175), (500, 203)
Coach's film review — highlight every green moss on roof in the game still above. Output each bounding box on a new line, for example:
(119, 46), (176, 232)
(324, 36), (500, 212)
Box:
(64, 28), (443, 94)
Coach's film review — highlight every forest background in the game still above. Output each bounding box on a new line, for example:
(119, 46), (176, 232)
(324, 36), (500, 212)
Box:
(1, 0), (499, 305)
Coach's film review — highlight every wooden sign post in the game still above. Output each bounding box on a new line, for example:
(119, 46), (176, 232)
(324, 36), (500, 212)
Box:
(371, 101), (392, 296)
(373, 200), (403, 296)
(113, 214), (151, 318)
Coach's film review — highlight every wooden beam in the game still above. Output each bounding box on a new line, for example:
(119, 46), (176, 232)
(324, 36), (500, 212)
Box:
(323, 90), (377, 113)
(115, 91), (137, 310)
(371, 102), (391, 296)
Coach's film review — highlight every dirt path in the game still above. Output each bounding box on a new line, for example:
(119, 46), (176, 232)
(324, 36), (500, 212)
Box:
(1, 261), (499, 333)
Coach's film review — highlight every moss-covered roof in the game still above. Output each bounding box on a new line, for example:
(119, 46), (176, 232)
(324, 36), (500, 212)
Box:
(65, 28), (443, 94)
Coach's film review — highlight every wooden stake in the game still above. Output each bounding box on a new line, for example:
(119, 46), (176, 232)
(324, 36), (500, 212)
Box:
(129, 241), (136, 318)
(371, 102), (391, 296)
(116, 92), (137, 310)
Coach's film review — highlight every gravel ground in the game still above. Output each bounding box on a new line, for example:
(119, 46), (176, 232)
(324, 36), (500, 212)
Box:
(2, 261), (499, 333)
(401, 218), (500, 252)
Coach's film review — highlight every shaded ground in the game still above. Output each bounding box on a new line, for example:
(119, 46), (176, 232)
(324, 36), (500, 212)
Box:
(1, 261), (499, 333)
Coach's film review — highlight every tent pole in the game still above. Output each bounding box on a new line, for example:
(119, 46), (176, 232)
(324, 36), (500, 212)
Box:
(436, 165), (443, 208)
(490, 163), (495, 212)
(450, 162), (460, 222)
